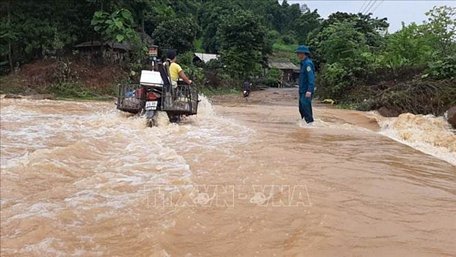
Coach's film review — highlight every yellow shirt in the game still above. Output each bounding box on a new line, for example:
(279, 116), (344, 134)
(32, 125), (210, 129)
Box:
(169, 62), (182, 82)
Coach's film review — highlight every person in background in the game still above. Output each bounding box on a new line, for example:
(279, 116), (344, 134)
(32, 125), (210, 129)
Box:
(243, 80), (252, 98)
(296, 45), (315, 126)
(166, 50), (192, 87)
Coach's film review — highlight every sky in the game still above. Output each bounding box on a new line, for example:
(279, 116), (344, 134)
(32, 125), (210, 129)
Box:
(284, 0), (456, 32)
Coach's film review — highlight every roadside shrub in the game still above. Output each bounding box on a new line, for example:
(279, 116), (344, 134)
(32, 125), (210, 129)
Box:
(316, 62), (351, 99)
(48, 82), (95, 98)
(267, 30), (280, 43)
(425, 54), (456, 80)
(281, 34), (297, 45)
(183, 66), (205, 86)
(178, 52), (195, 67)
(202, 59), (226, 88)
(372, 79), (456, 115)
(52, 59), (79, 83)
(267, 68), (281, 82)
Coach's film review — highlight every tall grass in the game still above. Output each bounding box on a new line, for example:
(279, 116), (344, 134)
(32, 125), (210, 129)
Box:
(272, 43), (298, 53)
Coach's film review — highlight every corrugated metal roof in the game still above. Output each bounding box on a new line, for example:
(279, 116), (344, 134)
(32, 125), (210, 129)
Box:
(74, 41), (132, 51)
(268, 61), (299, 71)
(194, 53), (219, 63)
(74, 41), (103, 48)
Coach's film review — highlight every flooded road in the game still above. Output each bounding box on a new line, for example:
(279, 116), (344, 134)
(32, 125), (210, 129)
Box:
(1, 89), (455, 257)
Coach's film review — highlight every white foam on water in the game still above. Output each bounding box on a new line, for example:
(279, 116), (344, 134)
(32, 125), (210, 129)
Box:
(19, 237), (99, 257)
(297, 118), (371, 133)
(195, 94), (216, 117)
(22, 238), (66, 257)
(150, 94), (254, 152)
(376, 113), (456, 166)
(9, 202), (62, 220)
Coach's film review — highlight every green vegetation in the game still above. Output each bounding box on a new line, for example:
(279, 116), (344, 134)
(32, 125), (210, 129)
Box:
(91, 9), (138, 43)
(0, 1), (455, 115)
(272, 43), (299, 54)
(308, 6), (455, 115)
(48, 82), (95, 99)
(218, 10), (267, 78)
(153, 17), (201, 54)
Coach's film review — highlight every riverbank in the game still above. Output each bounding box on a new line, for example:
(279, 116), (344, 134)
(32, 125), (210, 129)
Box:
(0, 58), (127, 99)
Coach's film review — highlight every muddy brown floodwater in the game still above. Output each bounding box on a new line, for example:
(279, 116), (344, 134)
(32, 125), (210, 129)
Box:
(1, 88), (455, 257)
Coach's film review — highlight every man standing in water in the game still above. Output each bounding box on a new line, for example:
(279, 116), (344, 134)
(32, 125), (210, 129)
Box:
(296, 45), (315, 126)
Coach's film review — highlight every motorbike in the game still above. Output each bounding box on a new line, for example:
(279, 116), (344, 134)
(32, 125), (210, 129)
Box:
(116, 61), (199, 126)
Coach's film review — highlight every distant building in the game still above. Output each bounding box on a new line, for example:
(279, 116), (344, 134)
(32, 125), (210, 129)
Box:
(74, 41), (132, 63)
(268, 60), (300, 85)
(193, 53), (219, 64)
(74, 32), (154, 64)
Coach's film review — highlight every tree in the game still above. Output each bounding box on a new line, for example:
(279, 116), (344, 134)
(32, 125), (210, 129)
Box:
(169, 0), (200, 17)
(0, 0), (14, 72)
(320, 12), (388, 49)
(308, 12), (389, 70)
(292, 9), (322, 44)
(91, 8), (137, 43)
(218, 10), (267, 78)
(152, 17), (201, 54)
(314, 21), (371, 100)
(199, 1), (241, 53)
(424, 6), (456, 54)
(319, 21), (368, 65)
(381, 22), (434, 67)
(144, 4), (176, 36)
(2, 0), (95, 66)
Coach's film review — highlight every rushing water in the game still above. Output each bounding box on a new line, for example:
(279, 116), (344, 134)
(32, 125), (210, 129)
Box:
(1, 95), (455, 257)
(377, 113), (456, 166)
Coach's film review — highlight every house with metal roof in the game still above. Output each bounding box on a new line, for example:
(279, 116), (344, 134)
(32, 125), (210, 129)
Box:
(268, 60), (300, 86)
(193, 53), (219, 64)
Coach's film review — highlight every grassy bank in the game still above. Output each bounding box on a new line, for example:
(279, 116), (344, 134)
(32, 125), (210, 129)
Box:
(0, 78), (118, 101)
(0, 74), (240, 102)
(0, 58), (127, 101)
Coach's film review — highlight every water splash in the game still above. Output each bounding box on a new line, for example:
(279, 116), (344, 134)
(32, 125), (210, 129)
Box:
(297, 118), (371, 132)
(0, 96), (252, 255)
(195, 94), (216, 117)
(377, 113), (456, 166)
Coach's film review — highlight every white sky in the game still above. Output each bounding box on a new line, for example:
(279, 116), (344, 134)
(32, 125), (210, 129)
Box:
(284, 0), (456, 32)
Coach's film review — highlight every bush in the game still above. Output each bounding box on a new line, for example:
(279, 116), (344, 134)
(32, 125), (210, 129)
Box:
(267, 68), (281, 82)
(201, 59), (226, 88)
(48, 82), (95, 99)
(206, 59), (224, 70)
(317, 62), (351, 99)
(426, 54), (456, 79)
(379, 23), (434, 68)
(218, 10), (267, 78)
(152, 17), (201, 54)
(177, 52), (195, 67)
(372, 79), (456, 115)
(267, 30), (280, 43)
(184, 66), (205, 86)
(281, 34), (297, 45)
(52, 59), (79, 83)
